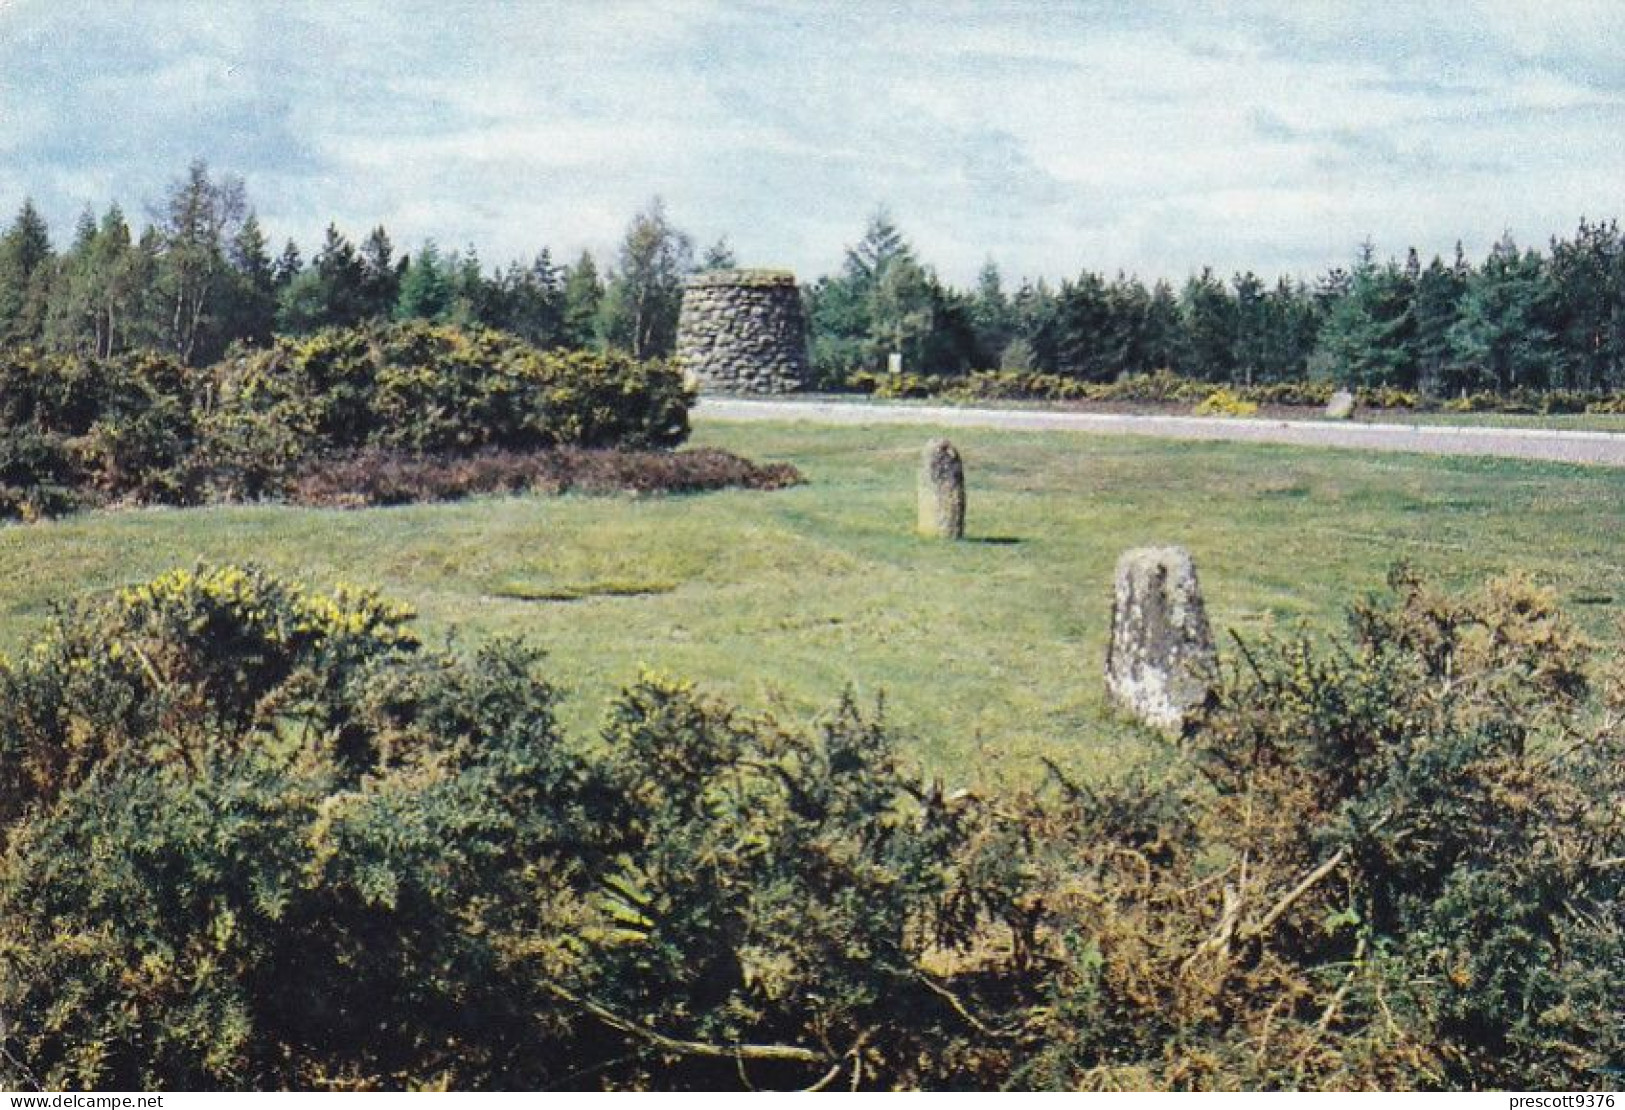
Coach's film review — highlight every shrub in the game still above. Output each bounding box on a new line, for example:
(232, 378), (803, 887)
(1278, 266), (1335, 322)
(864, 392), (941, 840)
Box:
(868, 371), (941, 399)
(189, 405), (312, 501)
(837, 368), (1559, 415)
(0, 564), (605, 1089)
(0, 565), (1618, 1090)
(0, 348), (198, 515)
(0, 326), (705, 520)
(1193, 388), (1259, 417)
(1247, 379), (1335, 407)
(212, 323), (693, 462)
(0, 428), (80, 520)
(943, 370), (1090, 402)
(1355, 385), (1425, 411)
(77, 352), (200, 503)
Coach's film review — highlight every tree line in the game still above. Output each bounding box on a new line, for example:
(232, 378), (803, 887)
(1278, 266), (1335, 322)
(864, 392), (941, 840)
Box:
(6, 160), (1625, 395)
(0, 161), (719, 369)
(808, 214), (1625, 396)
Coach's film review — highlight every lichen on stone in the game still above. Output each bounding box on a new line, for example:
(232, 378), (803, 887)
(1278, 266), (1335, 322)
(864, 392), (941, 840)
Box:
(917, 438), (965, 540)
(676, 269), (810, 394)
(1104, 545), (1217, 731)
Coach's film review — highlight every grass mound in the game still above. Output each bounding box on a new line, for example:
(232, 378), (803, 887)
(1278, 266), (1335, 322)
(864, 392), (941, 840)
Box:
(286, 446), (803, 508)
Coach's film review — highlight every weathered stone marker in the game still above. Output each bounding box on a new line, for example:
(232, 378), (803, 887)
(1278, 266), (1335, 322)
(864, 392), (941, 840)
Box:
(675, 269), (810, 394)
(1104, 546), (1218, 731)
(917, 439), (965, 539)
(1325, 389), (1357, 420)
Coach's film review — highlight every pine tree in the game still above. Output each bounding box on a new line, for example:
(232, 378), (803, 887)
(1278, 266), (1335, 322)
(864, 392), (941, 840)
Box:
(358, 226), (403, 321)
(561, 251), (604, 350)
(806, 211), (975, 378)
(225, 212), (276, 347)
(1142, 280), (1184, 373)
(1180, 268), (1237, 381)
(1100, 274), (1154, 377)
(89, 205), (142, 357)
(394, 240), (453, 322)
(867, 253), (938, 371)
(446, 245), (491, 328)
(1547, 218), (1625, 391)
(1309, 246), (1418, 388)
(1230, 272), (1268, 384)
(1447, 235), (1561, 393)
(1052, 270), (1117, 381)
(0, 198), (54, 346)
(1011, 278), (1059, 372)
(1412, 255), (1468, 394)
(700, 237), (737, 272)
(804, 273), (870, 381)
(313, 224), (367, 328)
(1259, 277), (1321, 383)
(42, 207), (102, 355)
(970, 260), (1015, 368)
(492, 250), (563, 347)
(272, 239), (303, 289)
(844, 209), (911, 287)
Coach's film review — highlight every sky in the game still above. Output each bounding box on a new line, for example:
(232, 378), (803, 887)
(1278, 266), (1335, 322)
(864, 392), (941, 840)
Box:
(2, 0), (1624, 288)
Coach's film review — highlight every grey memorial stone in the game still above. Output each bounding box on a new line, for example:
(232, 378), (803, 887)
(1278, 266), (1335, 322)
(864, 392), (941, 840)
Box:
(917, 439), (965, 540)
(1325, 389), (1358, 420)
(1104, 546), (1218, 731)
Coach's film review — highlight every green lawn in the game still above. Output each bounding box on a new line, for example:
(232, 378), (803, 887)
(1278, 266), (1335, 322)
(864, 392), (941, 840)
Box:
(2, 419), (1621, 784)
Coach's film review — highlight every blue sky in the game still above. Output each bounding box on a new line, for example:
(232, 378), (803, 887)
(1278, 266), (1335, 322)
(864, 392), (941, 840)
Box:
(2, 0), (1623, 286)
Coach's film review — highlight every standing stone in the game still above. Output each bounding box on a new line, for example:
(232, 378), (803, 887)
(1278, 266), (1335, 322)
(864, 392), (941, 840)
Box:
(917, 439), (965, 540)
(1104, 546), (1218, 731)
(1325, 389), (1358, 420)
(675, 269), (810, 394)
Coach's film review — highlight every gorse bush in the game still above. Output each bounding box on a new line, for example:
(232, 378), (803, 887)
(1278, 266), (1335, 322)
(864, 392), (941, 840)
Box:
(868, 368), (1426, 412)
(0, 565), (1619, 1090)
(850, 366), (1625, 417)
(214, 323), (691, 458)
(0, 347), (197, 516)
(1192, 388), (1259, 417)
(0, 323), (696, 518)
(196, 324), (691, 499)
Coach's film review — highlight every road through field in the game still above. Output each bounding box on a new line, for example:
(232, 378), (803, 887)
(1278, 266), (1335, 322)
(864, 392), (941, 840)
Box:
(697, 397), (1625, 467)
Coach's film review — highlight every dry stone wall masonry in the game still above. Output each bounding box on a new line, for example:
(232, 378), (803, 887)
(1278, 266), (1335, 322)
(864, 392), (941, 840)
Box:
(676, 269), (811, 394)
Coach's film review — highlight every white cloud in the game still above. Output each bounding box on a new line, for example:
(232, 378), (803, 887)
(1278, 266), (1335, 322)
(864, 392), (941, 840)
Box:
(2, 0), (1625, 286)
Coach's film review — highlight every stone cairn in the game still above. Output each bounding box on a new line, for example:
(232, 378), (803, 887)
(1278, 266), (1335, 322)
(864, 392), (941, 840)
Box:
(917, 439), (966, 539)
(1104, 546), (1218, 731)
(675, 269), (810, 394)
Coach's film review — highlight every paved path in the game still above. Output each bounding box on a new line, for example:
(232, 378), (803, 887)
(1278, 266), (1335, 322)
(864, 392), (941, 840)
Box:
(698, 397), (1625, 468)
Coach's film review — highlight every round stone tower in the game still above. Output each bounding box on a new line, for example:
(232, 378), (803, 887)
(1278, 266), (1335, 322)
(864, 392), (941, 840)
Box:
(676, 269), (810, 394)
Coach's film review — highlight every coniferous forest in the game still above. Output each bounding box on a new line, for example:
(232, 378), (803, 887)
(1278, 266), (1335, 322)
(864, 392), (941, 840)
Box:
(7, 160), (1625, 399)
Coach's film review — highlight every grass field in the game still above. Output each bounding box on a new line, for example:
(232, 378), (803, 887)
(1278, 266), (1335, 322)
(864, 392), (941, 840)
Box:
(2, 418), (1622, 783)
